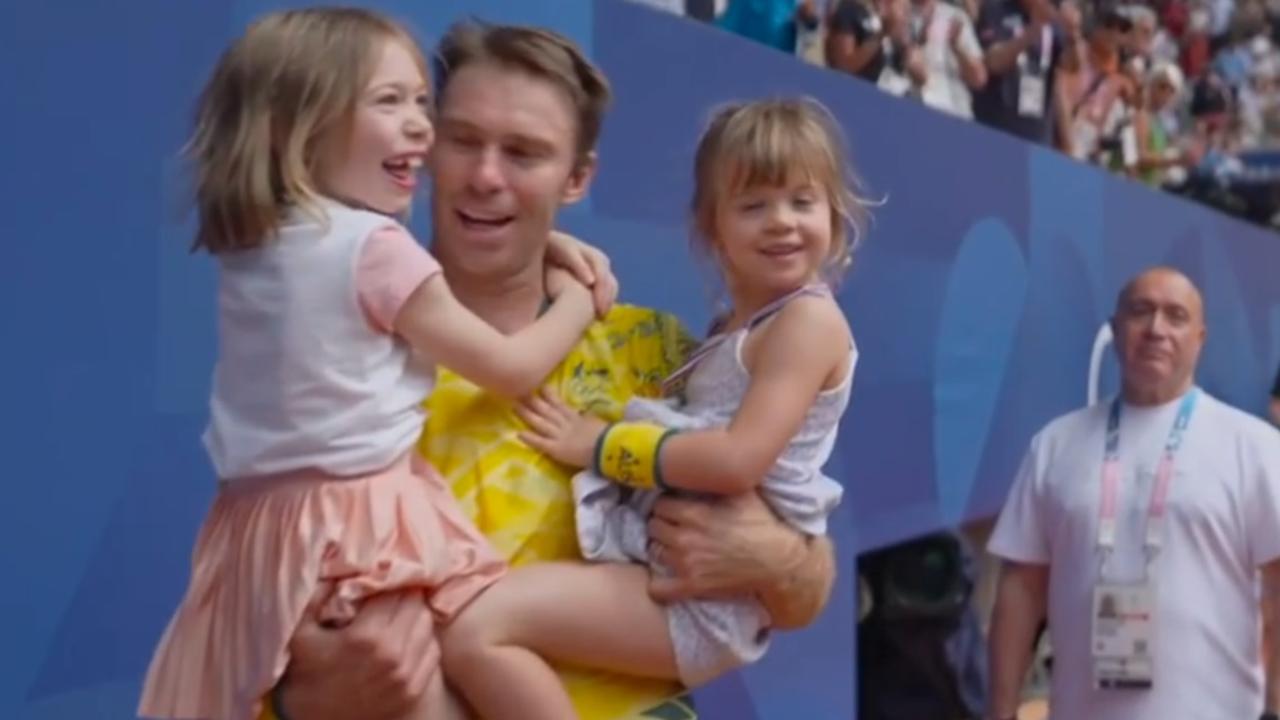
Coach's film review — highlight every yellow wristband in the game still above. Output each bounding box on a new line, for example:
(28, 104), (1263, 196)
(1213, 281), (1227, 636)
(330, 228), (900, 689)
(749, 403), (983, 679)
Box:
(594, 421), (673, 490)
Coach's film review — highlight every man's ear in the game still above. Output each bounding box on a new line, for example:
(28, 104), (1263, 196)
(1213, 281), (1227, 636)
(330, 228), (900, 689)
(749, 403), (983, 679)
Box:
(561, 151), (598, 205)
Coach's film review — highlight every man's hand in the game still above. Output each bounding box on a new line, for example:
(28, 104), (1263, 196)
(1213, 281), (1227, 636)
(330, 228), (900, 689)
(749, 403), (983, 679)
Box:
(647, 492), (833, 629)
(647, 492), (804, 600)
(1262, 558), (1280, 713)
(905, 48), (930, 85)
(1060, 0), (1082, 37)
(1022, 0), (1056, 28)
(277, 592), (439, 720)
(949, 16), (965, 49)
(516, 389), (609, 468)
(883, 0), (912, 45)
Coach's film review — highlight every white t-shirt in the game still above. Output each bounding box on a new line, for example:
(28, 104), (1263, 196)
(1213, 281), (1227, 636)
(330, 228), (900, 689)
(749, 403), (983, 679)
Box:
(989, 389), (1280, 720)
(918, 1), (981, 119)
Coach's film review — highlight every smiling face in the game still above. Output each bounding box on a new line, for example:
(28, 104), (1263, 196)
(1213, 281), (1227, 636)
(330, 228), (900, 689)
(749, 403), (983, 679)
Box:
(428, 61), (594, 280)
(690, 100), (865, 310)
(711, 176), (835, 303)
(315, 38), (434, 216)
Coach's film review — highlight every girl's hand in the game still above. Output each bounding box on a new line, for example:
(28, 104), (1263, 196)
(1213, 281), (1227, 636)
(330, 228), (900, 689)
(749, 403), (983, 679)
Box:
(544, 265), (588, 302)
(516, 390), (608, 468)
(546, 231), (618, 318)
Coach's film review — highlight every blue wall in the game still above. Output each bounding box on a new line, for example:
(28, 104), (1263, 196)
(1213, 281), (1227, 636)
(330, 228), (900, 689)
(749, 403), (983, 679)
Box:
(3, 1), (1279, 718)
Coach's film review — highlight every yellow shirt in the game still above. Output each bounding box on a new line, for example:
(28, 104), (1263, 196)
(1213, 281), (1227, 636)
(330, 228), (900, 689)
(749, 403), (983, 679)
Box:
(421, 304), (697, 720)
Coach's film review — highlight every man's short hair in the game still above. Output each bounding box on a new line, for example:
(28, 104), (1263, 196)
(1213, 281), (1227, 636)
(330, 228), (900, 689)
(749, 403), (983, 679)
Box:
(434, 22), (613, 163)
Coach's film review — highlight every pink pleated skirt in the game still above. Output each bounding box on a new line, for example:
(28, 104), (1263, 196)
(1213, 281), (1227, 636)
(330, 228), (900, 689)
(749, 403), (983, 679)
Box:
(138, 453), (505, 720)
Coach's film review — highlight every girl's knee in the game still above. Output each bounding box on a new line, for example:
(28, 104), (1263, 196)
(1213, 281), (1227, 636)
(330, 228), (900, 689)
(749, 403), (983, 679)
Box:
(439, 592), (507, 672)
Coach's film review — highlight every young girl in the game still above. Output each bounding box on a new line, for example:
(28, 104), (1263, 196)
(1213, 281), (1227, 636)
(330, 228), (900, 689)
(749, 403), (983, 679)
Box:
(138, 8), (608, 720)
(439, 98), (868, 718)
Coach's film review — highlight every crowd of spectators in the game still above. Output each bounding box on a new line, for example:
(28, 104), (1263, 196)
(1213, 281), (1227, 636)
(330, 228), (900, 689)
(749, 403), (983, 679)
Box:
(637, 0), (1280, 229)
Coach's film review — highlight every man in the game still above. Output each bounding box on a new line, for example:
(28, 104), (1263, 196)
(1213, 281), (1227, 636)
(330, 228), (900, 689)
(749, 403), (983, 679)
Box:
(268, 22), (837, 720)
(972, 0), (1063, 144)
(717, 0), (811, 54)
(877, 0), (988, 118)
(1271, 364), (1280, 426)
(986, 266), (1280, 720)
(1054, 4), (1131, 161)
(826, 0), (895, 83)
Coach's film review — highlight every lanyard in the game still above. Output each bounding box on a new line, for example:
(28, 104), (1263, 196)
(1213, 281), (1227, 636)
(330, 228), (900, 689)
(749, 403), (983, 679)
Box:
(1097, 388), (1199, 574)
(661, 283), (830, 395)
(1015, 24), (1053, 74)
(1036, 24), (1052, 73)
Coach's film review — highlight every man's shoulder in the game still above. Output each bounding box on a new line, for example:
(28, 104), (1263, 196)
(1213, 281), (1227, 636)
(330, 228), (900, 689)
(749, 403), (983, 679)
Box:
(1198, 391), (1280, 448)
(1037, 402), (1106, 444)
(976, 0), (1020, 38)
(598, 303), (686, 329)
(591, 304), (696, 350)
(830, 0), (874, 32)
(572, 305), (697, 397)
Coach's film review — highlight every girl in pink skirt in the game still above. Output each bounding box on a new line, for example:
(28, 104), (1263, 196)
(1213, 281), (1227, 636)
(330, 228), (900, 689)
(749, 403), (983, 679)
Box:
(138, 8), (607, 719)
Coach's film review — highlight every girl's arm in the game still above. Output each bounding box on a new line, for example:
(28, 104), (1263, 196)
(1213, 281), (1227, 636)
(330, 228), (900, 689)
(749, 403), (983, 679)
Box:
(652, 295), (851, 494)
(518, 295), (852, 495)
(547, 230), (618, 318)
(394, 267), (595, 399)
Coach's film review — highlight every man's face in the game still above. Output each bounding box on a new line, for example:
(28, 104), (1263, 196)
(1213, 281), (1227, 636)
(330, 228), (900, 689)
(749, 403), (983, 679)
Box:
(1151, 75), (1178, 110)
(429, 61), (594, 280)
(1133, 17), (1156, 55)
(1092, 13), (1131, 56)
(1111, 269), (1207, 400)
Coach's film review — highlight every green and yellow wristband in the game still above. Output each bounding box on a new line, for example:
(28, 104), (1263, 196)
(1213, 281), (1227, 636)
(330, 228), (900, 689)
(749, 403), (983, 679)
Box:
(593, 421), (676, 491)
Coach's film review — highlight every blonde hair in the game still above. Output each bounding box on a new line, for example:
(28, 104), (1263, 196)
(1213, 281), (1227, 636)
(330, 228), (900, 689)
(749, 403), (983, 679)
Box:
(691, 97), (873, 286)
(188, 7), (428, 254)
(433, 22), (612, 164)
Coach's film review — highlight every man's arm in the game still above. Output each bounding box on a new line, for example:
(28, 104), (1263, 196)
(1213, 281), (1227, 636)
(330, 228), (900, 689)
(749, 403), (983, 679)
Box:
(647, 492), (835, 629)
(988, 559), (1049, 720)
(984, 0), (1053, 74)
(756, 533), (836, 629)
(952, 17), (989, 90)
(827, 2), (886, 76)
(985, 22), (1043, 74)
(1263, 558), (1280, 714)
(1270, 368), (1280, 425)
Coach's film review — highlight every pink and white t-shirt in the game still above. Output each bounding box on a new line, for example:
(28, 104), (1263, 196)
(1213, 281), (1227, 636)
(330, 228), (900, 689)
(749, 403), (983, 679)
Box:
(204, 200), (441, 479)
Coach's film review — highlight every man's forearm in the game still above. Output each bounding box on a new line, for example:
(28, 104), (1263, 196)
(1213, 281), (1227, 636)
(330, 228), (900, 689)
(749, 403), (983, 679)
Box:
(758, 534), (835, 630)
(1269, 397), (1280, 427)
(1268, 606), (1280, 713)
(985, 29), (1037, 74)
(989, 561), (1048, 719)
(958, 50), (988, 90)
(1263, 560), (1280, 712)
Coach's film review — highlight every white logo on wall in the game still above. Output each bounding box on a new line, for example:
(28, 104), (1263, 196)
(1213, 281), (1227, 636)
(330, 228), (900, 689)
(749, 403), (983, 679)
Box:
(1089, 322), (1114, 406)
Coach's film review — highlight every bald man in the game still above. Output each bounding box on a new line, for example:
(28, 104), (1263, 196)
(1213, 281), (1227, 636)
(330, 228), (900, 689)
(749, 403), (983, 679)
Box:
(985, 267), (1280, 720)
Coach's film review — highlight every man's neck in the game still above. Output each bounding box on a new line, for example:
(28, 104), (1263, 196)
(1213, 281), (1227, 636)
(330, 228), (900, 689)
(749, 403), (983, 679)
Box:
(445, 261), (546, 335)
(1122, 376), (1195, 407)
